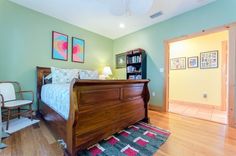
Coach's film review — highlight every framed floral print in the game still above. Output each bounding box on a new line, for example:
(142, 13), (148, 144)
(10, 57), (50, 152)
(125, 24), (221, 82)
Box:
(72, 37), (85, 63)
(52, 31), (68, 61)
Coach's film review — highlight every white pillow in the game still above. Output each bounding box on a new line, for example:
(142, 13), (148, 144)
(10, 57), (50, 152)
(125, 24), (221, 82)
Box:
(45, 73), (52, 80)
(51, 67), (79, 84)
(79, 70), (99, 80)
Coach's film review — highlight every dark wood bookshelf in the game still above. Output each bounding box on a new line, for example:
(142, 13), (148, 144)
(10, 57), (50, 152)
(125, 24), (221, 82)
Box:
(126, 48), (147, 80)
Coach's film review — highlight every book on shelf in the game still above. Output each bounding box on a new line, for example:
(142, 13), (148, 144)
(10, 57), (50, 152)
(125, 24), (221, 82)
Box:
(128, 75), (135, 79)
(127, 66), (141, 73)
(128, 75), (142, 80)
(127, 55), (141, 64)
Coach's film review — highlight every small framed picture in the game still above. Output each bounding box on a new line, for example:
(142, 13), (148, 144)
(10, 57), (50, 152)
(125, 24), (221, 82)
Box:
(200, 50), (218, 69)
(116, 53), (126, 69)
(52, 31), (68, 61)
(170, 57), (186, 70)
(72, 37), (85, 63)
(188, 56), (198, 68)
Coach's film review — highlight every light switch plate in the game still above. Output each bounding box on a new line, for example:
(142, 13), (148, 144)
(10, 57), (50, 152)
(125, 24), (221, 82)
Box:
(152, 92), (156, 96)
(159, 68), (164, 73)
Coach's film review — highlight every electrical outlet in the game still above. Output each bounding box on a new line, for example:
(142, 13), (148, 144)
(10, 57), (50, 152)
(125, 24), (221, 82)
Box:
(203, 93), (207, 98)
(152, 92), (156, 96)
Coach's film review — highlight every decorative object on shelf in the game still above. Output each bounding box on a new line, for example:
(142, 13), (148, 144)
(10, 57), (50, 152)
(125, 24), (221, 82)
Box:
(188, 56), (198, 68)
(103, 66), (113, 79)
(72, 37), (85, 63)
(126, 48), (147, 80)
(200, 50), (218, 69)
(52, 31), (68, 61)
(109, 0), (154, 16)
(170, 57), (186, 70)
(116, 53), (126, 69)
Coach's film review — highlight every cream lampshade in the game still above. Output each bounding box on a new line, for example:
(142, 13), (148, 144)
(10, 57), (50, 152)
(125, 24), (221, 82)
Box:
(103, 66), (112, 78)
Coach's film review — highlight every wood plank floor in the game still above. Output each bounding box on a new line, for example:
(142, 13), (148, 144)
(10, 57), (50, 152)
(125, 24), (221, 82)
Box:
(0, 110), (236, 156)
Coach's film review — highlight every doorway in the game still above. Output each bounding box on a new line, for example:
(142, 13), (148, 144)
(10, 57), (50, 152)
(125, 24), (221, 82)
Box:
(164, 25), (236, 126)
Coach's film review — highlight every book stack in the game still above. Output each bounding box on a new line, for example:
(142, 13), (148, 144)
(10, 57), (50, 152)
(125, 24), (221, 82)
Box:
(128, 75), (142, 80)
(127, 66), (141, 73)
(127, 66), (136, 73)
(127, 55), (141, 64)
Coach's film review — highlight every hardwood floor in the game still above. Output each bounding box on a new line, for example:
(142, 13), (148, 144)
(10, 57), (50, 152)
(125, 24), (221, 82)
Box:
(0, 121), (64, 156)
(1, 111), (236, 156)
(151, 111), (236, 156)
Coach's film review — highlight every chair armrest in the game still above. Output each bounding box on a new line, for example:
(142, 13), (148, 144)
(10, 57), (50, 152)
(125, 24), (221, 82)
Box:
(0, 94), (5, 107)
(16, 91), (34, 103)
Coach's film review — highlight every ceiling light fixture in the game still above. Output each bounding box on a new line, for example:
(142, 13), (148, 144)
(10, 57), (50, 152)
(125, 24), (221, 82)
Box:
(110, 0), (154, 16)
(119, 23), (125, 28)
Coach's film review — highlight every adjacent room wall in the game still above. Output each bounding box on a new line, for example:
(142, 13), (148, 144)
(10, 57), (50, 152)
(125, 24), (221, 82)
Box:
(0, 1), (113, 109)
(113, 0), (236, 110)
(169, 31), (228, 107)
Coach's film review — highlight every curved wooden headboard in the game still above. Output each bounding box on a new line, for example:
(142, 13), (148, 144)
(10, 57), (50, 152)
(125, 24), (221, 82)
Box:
(36, 66), (51, 111)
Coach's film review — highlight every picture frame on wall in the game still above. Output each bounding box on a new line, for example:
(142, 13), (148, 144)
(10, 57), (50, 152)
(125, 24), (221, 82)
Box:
(116, 53), (126, 69)
(188, 56), (198, 68)
(200, 50), (218, 69)
(72, 37), (85, 63)
(170, 57), (186, 70)
(52, 31), (68, 61)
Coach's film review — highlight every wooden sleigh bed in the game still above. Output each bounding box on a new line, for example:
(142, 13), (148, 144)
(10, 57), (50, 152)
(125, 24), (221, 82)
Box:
(36, 66), (150, 155)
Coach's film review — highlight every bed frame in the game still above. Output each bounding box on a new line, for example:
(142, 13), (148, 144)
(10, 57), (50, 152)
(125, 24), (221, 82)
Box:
(36, 66), (150, 155)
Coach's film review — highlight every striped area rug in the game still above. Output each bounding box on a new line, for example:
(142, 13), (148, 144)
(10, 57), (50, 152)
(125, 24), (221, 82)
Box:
(77, 122), (170, 156)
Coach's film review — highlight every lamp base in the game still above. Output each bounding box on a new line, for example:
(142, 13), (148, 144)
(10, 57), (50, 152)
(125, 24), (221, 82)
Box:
(99, 75), (106, 80)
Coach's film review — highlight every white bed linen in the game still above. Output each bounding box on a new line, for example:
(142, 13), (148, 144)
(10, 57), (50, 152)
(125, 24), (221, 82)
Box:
(41, 84), (70, 120)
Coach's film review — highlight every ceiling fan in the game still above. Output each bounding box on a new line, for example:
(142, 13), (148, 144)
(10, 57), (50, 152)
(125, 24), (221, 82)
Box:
(109, 0), (154, 16)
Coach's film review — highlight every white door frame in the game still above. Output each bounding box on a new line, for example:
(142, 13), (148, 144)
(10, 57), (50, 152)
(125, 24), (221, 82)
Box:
(163, 23), (236, 127)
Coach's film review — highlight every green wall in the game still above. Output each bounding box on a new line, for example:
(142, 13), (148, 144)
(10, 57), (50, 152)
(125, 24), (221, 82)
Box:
(113, 0), (236, 110)
(1, 0), (236, 119)
(0, 1), (113, 109)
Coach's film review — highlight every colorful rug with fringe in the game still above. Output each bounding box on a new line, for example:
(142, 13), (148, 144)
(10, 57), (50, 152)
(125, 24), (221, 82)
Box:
(77, 122), (170, 156)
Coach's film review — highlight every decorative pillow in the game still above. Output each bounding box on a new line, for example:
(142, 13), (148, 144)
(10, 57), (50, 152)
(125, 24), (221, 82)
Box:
(51, 67), (79, 84)
(79, 70), (99, 80)
(44, 74), (52, 84)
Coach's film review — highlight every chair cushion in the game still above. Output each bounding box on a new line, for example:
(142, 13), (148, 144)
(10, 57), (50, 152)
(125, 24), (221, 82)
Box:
(0, 83), (16, 101)
(4, 100), (32, 108)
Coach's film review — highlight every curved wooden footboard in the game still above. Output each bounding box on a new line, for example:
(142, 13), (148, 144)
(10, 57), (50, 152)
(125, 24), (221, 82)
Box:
(37, 67), (150, 156)
(67, 79), (150, 155)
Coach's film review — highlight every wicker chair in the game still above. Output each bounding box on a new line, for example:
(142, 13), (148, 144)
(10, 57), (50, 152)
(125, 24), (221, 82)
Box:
(0, 81), (33, 130)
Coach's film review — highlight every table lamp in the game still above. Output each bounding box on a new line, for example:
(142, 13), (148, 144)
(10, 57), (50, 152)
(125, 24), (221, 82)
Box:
(103, 66), (112, 79)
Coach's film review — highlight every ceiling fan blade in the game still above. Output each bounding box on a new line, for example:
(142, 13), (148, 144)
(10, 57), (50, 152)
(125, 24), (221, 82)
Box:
(129, 0), (154, 15)
(109, 0), (127, 16)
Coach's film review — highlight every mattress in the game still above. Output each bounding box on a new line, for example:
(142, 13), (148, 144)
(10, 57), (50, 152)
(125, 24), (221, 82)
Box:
(41, 83), (70, 120)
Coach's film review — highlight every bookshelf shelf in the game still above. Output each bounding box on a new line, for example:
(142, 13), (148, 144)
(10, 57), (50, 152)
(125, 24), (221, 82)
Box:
(127, 62), (141, 66)
(126, 48), (147, 80)
(127, 72), (142, 74)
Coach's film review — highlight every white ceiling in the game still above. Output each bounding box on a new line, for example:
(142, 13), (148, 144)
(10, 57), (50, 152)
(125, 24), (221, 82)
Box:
(10, 0), (216, 39)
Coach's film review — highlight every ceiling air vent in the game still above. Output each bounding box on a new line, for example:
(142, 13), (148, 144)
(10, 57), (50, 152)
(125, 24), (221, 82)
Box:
(150, 11), (163, 19)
